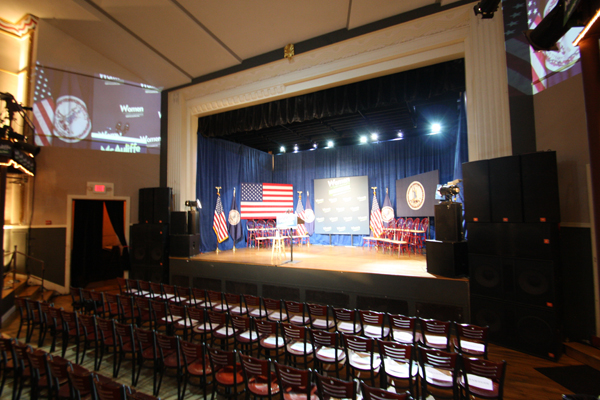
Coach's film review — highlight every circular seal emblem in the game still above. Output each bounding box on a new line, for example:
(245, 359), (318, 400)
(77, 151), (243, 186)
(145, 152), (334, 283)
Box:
(303, 209), (315, 224)
(406, 181), (425, 211)
(228, 209), (241, 225)
(53, 95), (92, 143)
(382, 205), (394, 223)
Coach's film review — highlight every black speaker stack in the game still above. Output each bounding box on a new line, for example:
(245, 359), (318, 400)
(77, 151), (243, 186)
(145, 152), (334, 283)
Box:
(169, 210), (201, 258)
(130, 187), (172, 283)
(426, 202), (468, 278)
(463, 151), (562, 360)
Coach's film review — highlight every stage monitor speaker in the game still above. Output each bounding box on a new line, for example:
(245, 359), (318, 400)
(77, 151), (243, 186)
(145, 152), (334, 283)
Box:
(521, 151), (560, 223)
(170, 234), (200, 257)
(462, 159), (491, 223)
(470, 295), (562, 360)
(434, 203), (463, 242)
(489, 155), (523, 223)
(139, 188), (154, 223)
(153, 187), (172, 224)
(426, 240), (468, 278)
(188, 210), (200, 235)
(130, 223), (169, 266)
(170, 212), (188, 235)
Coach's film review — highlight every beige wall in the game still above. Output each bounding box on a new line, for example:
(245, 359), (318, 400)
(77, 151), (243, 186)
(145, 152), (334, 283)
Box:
(534, 74), (590, 225)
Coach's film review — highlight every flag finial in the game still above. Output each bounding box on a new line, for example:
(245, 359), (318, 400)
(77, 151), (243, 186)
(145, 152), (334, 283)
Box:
(371, 187), (377, 196)
(216, 186), (221, 195)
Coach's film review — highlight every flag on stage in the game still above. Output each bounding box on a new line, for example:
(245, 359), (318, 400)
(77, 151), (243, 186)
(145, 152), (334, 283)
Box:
(240, 183), (294, 219)
(370, 192), (384, 238)
(304, 192), (315, 236)
(295, 195), (307, 236)
(213, 194), (229, 243)
(228, 188), (243, 245)
(382, 188), (394, 228)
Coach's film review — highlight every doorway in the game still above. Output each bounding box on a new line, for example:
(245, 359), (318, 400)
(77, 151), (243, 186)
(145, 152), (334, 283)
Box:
(70, 199), (129, 288)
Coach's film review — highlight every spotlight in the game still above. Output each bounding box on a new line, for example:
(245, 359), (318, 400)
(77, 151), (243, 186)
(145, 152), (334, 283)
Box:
(280, 146), (286, 153)
(370, 133), (378, 141)
(185, 199), (202, 209)
(360, 136), (368, 144)
(294, 144), (298, 152)
(327, 140), (334, 148)
(13, 141), (41, 156)
(473, 0), (501, 19)
(313, 142), (318, 149)
(397, 130), (404, 138)
(431, 123), (442, 134)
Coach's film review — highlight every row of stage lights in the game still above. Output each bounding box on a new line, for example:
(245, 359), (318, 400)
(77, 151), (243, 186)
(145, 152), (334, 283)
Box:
(278, 122), (442, 154)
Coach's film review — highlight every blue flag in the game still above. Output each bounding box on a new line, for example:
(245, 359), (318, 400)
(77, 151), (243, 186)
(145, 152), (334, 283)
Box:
(228, 188), (243, 245)
(304, 191), (315, 236)
(382, 188), (395, 228)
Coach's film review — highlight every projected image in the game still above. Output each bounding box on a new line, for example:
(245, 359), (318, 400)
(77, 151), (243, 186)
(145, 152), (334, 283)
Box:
(32, 64), (161, 154)
(527, 0), (583, 93)
(313, 176), (370, 235)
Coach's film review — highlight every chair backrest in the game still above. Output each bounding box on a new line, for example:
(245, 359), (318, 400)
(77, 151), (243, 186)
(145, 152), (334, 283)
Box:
(0, 336), (16, 364)
(254, 318), (279, 337)
(96, 317), (117, 341)
(454, 323), (489, 358)
(47, 306), (63, 328)
(206, 345), (237, 372)
(134, 327), (157, 357)
(378, 339), (413, 364)
(419, 318), (452, 351)
(285, 300), (309, 325)
(460, 356), (507, 399)
(180, 339), (206, 366)
(315, 371), (357, 400)
(243, 294), (267, 319)
(156, 332), (180, 356)
(360, 381), (410, 400)
(150, 282), (162, 296)
(240, 352), (272, 382)
(418, 345), (458, 373)
(48, 354), (72, 383)
(274, 362), (314, 397)
(68, 364), (94, 398)
(15, 296), (28, 319)
(333, 307), (361, 334)
(310, 329), (340, 349)
(79, 313), (97, 336)
(27, 348), (50, 379)
(191, 288), (207, 306)
(206, 290), (223, 309)
(94, 373), (131, 400)
(61, 309), (80, 331)
(359, 310), (388, 338)
(114, 322), (135, 349)
(224, 292), (245, 315)
(387, 313), (417, 344)
(263, 297), (287, 321)
(188, 306), (206, 325)
(231, 314), (252, 332)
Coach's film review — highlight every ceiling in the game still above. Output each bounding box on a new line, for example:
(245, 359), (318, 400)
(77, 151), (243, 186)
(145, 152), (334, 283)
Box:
(4, 0), (465, 90)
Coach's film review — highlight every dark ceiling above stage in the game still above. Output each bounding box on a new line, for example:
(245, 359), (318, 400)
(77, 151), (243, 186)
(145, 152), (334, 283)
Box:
(198, 59), (466, 154)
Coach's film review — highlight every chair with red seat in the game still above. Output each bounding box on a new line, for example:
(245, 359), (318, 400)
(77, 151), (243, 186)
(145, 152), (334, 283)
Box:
(14, 297), (29, 341)
(96, 317), (118, 375)
(207, 310), (237, 350)
(78, 313), (99, 365)
(387, 313), (419, 345)
(206, 346), (245, 400)
(155, 332), (184, 399)
(418, 345), (459, 400)
(188, 306), (210, 344)
(90, 290), (110, 318)
(206, 290), (226, 312)
(452, 323), (489, 359)
(377, 339), (418, 397)
(224, 292), (246, 316)
(315, 371), (357, 400)
(458, 356), (507, 400)
(310, 329), (346, 378)
(181, 339), (212, 400)
(93, 373), (132, 400)
(231, 315), (259, 355)
(170, 304), (193, 341)
(104, 292), (121, 320)
(418, 318), (452, 352)
(244, 294), (268, 320)
(114, 322), (138, 385)
(264, 298), (288, 323)
(342, 333), (381, 388)
(274, 362), (318, 400)
(359, 381), (413, 400)
(118, 295), (141, 326)
(12, 341), (33, 400)
(255, 319), (286, 362)
(333, 308), (362, 335)
(190, 288), (208, 308)
(67, 363), (110, 400)
(285, 301), (310, 326)
(134, 327), (159, 392)
(307, 303), (334, 331)
(0, 336), (17, 399)
(61, 309), (83, 363)
(25, 299), (46, 346)
(48, 354), (73, 400)
(282, 323), (314, 369)
(46, 306), (64, 354)
(359, 309), (390, 340)
(240, 353), (280, 400)
(26, 348), (53, 400)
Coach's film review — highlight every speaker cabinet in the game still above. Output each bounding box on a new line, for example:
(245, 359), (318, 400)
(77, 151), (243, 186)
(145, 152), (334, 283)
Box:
(188, 210), (200, 235)
(138, 187), (172, 224)
(521, 151), (560, 223)
(489, 155), (523, 223)
(426, 240), (468, 278)
(139, 188), (154, 224)
(471, 295), (562, 360)
(170, 234), (201, 257)
(170, 212), (188, 235)
(130, 224), (169, 266)
(469, 254), (510, 298)
(130, 265), (169, 283)
(462, 159), (491, 223)
(434, 203), (463, 242)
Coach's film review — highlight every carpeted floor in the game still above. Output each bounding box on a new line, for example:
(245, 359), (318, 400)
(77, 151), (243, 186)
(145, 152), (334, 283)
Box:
(535, 365), (600, 397)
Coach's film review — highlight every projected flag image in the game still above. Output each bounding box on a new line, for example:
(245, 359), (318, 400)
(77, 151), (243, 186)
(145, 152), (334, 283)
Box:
(240, 183), (294, 219)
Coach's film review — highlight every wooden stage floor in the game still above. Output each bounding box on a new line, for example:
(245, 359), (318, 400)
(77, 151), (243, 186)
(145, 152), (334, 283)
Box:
(187, 244), (445, 279)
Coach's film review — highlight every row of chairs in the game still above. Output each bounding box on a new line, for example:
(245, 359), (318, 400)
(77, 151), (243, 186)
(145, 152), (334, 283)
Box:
(0, 333), (158, 400)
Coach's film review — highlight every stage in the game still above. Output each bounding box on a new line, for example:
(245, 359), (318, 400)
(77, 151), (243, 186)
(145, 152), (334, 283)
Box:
(169, 244), (471, 322)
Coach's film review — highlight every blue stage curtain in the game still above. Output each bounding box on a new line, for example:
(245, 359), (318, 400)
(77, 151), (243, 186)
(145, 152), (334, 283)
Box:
(196, 95), (468, 252)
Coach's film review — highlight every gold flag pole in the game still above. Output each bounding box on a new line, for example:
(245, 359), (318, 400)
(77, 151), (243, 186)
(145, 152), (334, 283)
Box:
(232, 187), (236, 252)
(216, 186), (221, 253)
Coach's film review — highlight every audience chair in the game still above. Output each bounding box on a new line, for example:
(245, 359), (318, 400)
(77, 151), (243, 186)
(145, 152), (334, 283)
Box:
(188, 306), (210, 343)
(175, 286), (192, 306)
(93, 373), (132, 400)
(118, 295), (141, 326)
(207, 290), (226, 312)
(149, 299), (174, 335)
(264, 298), (288, 323)
(155, 332), (183, 399)
(244, 294), (268, 320)
(39, 301), (53, 348)
(104, 292), (121, 320)
(452, 323), (489, 359)
(133, 327), (159, 391)
(359, 381), (413, 400)
(67, 363), (104, 400)
(285, 301), (310, 326)
(90, 291), (109, 318)
(14, 297), (29, 340)
(206, 346), (245, 400)
(12, 341), (33, 400)
(231, 315), (259, 355)
(26, 348), (53, 400)
(78, 313), (99, 365)
(418, 345), (459, 400)
(114, 322), (138, 385)
(190, 288), (208, 308)
(377, 339), (418, 397)
(255, 319), (286, 362)
(61, 309), (83, 363)
(274, 362), (318, 400)
(0, 336), (17, 399)
(138, 280), (158, 299)
(315, 371), (357, 400)
(207, 310), (236, 350)
(169, 304), (192, 341)
(307, 303), (334, 331)
(310, 329), (346, 378)
(458, 356), (507, 400)
(333, 308), (362, 335)
(46, 306), (65, 354)
(240, 353), (280, 400)
(81, 289), (95, 315)
(133, 296), (153, 329)
(160, 283), (179, 303)
(418, 318), (452, 352)
(48, 354), (73, 400)
(224, 292), (247, 316)
(70, 286), (85, 314)
(25, 299), (46, 346)
(96, 317), (118, 375)
(282, 323), (314, 369)
(181, 339), (212, 400)
(125, 279), (140, 296)
(359, 310), (390, 340)
(387, 313), (419, 345)
(342, 333), (381, 388)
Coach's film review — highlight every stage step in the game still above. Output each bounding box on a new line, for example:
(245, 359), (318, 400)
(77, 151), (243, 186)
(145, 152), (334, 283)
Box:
(564, 341), (600, 371)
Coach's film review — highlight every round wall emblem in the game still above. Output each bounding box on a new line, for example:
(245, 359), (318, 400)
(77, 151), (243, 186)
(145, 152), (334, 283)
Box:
(382, 206), (394, 223)
(53, 95), (91, 143)
(228, 209), (241, 225)
(303, 209), (315, 223)
(406, 181), (425, 210)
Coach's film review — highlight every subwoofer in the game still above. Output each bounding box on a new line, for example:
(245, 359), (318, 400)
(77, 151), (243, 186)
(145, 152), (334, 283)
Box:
(434, 203), (463, 242)
(129, 223), (169, 266)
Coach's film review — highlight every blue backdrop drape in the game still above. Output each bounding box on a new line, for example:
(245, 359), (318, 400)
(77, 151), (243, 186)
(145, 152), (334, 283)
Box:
(196, 95), (468, 252)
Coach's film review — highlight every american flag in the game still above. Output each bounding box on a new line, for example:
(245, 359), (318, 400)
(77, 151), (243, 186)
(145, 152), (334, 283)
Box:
(240, 183), (294, 219)
(370, 192), (384, 238)
(32, 65), (54, 147)
(213, 195), (229, 243)
(295, 195), (307, 236)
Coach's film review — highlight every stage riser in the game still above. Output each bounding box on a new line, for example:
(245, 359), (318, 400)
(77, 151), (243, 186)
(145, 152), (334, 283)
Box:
(170, 258), (470, 321)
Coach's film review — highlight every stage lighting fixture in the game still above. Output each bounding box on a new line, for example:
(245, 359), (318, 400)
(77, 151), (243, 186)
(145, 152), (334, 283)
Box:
(13, 141), (41, 156)
(397, 130), (404, 138)
(370, 133), (378, 141)
(524, 0), (570, 51)
(294, 144), (298, 152)
(280, 146), (285, 153)
(473, 0), (502, 19)
(313, 142), (318, 149)
(185, 199), (202, 209)
(431, 123), (442, 134)
(327, 140), (334, 148)
(360, 136), (368, 144)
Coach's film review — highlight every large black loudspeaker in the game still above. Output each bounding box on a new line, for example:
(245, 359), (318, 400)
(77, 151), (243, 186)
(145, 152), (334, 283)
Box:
(170, 212), (188, 235)
(521, 151), (560, 223)
(170, 234), (201, 257)
(138, 187), (172, 224)
(471, 295), (562, 360)
(434, 203), (463, 242)
(489, 156), (522, 223)
(462, 159), (491, 223)
(130, 224), (169, 266)
(188, 210), (200, 235)
(426, 240), (468, 278)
